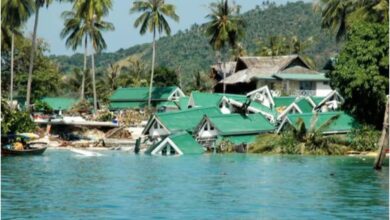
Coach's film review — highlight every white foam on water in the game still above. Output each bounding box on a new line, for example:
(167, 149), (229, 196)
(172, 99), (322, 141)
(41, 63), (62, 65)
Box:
(69, 148), (103, 157)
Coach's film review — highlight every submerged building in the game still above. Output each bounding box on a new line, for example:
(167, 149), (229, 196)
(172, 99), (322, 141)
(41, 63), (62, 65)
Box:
(109, 86), (185, 111)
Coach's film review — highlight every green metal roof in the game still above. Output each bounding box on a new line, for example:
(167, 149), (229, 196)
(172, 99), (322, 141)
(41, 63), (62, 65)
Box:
(178, 97), (189, 110)
(156, 101), (179, 108)
(208, 113), (275, 135)
(169, 132), (204, 154)
(310, 96), (326, 105)
(295, 98), (314, 113)
(109, 101), (147, 110)
(110, 86), (178, 101)
(41, 97), (78, 111)
(190, 91), (223, 107)
(273, 73), (329, 81)
(286, 111), (359, 133)
(157, 107), (222, 132)
(145, 132), (204, 155)
(274, 97), (296, 108)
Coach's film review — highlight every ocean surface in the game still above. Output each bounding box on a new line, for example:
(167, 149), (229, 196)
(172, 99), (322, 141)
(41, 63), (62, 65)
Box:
(2, 149), (389, 219)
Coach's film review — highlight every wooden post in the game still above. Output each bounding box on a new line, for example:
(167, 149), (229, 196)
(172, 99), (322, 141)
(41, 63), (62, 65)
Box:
(374, 98), (389, 170)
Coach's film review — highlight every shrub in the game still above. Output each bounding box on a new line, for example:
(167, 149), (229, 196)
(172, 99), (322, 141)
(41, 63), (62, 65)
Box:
(33, 100), (53, 114)
(1, 100), (36, 134)
(349, 125), (381, 151)
(248, 134), (279, 153)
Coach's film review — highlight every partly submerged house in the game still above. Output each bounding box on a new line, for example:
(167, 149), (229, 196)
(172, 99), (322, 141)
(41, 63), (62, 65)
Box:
(217, 55), (332, 96)
(276, 111), (359, 134)
(145, 132), (204, 156)
(142, 106), (223, 140)
(194, 113), (275, 148)
(109, 86), (185, 110)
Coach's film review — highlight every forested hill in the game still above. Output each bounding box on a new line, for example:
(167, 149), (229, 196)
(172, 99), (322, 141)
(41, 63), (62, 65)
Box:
(51, 1), (338, 75)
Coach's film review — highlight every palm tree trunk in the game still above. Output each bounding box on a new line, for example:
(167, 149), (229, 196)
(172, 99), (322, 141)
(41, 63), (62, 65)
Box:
(91, 47), (97, 113)
(81, 36), (87, 100)
(26, 5), (40, 111)
(148, 28), (156, 109)
(10, 33), (15, 109)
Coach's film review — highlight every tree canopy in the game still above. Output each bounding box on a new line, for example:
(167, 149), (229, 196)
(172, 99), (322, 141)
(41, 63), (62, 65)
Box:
(328, 21), (389, 128)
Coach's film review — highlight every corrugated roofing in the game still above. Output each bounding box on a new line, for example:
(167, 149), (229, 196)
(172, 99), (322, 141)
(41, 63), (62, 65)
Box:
(286, 112), (359, 133)
(157, 107), (222, 132)
(169, 132), (204, 154)
(41, 97), (78, 111)
(208, 113), (275, 135)
(145, 132), (204, 155)
(110, 86), (178, 101)
(295, 98), (314, 113)
(272, 73), (329, 81)
(109, 101), (147, 110)
(178, 97), (189, 110)
(274, 97), (296, 108)
(310, 96), (326, 105)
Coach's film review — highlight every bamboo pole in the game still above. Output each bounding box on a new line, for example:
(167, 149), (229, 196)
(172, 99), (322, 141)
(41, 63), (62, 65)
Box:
(374, 98), (389, 170)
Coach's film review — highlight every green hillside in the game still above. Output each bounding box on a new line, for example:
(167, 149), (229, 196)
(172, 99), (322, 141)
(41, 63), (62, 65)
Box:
(51, 1), (338, 75)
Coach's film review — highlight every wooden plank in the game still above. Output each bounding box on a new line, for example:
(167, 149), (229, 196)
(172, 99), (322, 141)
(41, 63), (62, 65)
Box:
(374, 98), (389, 170)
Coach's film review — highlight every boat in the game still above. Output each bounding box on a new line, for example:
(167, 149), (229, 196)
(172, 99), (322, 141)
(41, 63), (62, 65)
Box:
(1, 135), (47, 156)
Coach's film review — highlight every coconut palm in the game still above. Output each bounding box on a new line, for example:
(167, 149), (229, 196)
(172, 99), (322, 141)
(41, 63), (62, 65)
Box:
(314, 0), (388, 41)
(70, 0), (114, 113)
(60, 10), (89, 100)
(205, 0), (244, 93)
(1, 0), (33, 107)
(26, 0), (54, 111)
(130, 0), (179, 108)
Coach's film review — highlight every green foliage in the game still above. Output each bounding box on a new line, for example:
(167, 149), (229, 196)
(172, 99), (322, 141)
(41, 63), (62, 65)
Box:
(96, 110), (114, 122)
(216, 139), (236, 153)
(328, 21), (389, 128)
(153, 67), (179, 87)
(205, 0), (245, 51)
(1, 100), (36, 135)
(1, 37), (63, 101)
(51, 2), (338, 83)
(349, 125), (381, 151)
(33, 100), (53, 114)
(70, 99), (91, 113)
(248, 133), (279, 153)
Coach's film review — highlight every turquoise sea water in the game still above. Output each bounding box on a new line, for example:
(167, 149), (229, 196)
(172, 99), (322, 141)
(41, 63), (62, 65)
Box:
(2, 150), (389, 219)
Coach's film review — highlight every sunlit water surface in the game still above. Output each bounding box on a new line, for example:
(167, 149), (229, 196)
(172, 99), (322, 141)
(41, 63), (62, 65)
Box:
(2, 150), (389, 219)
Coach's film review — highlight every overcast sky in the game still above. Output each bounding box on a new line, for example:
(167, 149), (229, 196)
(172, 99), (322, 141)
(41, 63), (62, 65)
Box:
(25, 0), (312, 55)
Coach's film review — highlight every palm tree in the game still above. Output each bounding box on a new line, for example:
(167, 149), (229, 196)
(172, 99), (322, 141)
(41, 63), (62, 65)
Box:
(130, 0), (179, 108)
(26, 0), (53, 111)
(71, 0), (114, 113)
(205, 0), (244, 93)
(1, 0), (33, 108)
(61, 10), (89, 100)
(313, 0), (388, 41)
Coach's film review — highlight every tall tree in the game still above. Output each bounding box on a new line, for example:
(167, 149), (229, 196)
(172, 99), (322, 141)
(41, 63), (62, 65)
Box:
(26, 0), (53, 111)
(72, 0), (114, 113)
(1, 0), (33, 106)
(327, 21), (388, 128)
(205, 0), (244, 93)
(314, 0), (389, 41)
(60, 10), (89, 100)
(131, 0), (179, 108)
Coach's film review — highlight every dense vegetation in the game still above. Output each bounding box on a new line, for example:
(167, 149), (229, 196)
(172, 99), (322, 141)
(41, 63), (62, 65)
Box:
(51, 2), (338, 78)
(328, 21), (388, 128)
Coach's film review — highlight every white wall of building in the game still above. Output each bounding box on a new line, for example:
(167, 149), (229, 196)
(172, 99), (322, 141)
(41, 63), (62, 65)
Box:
(316, 82), (332, 96)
